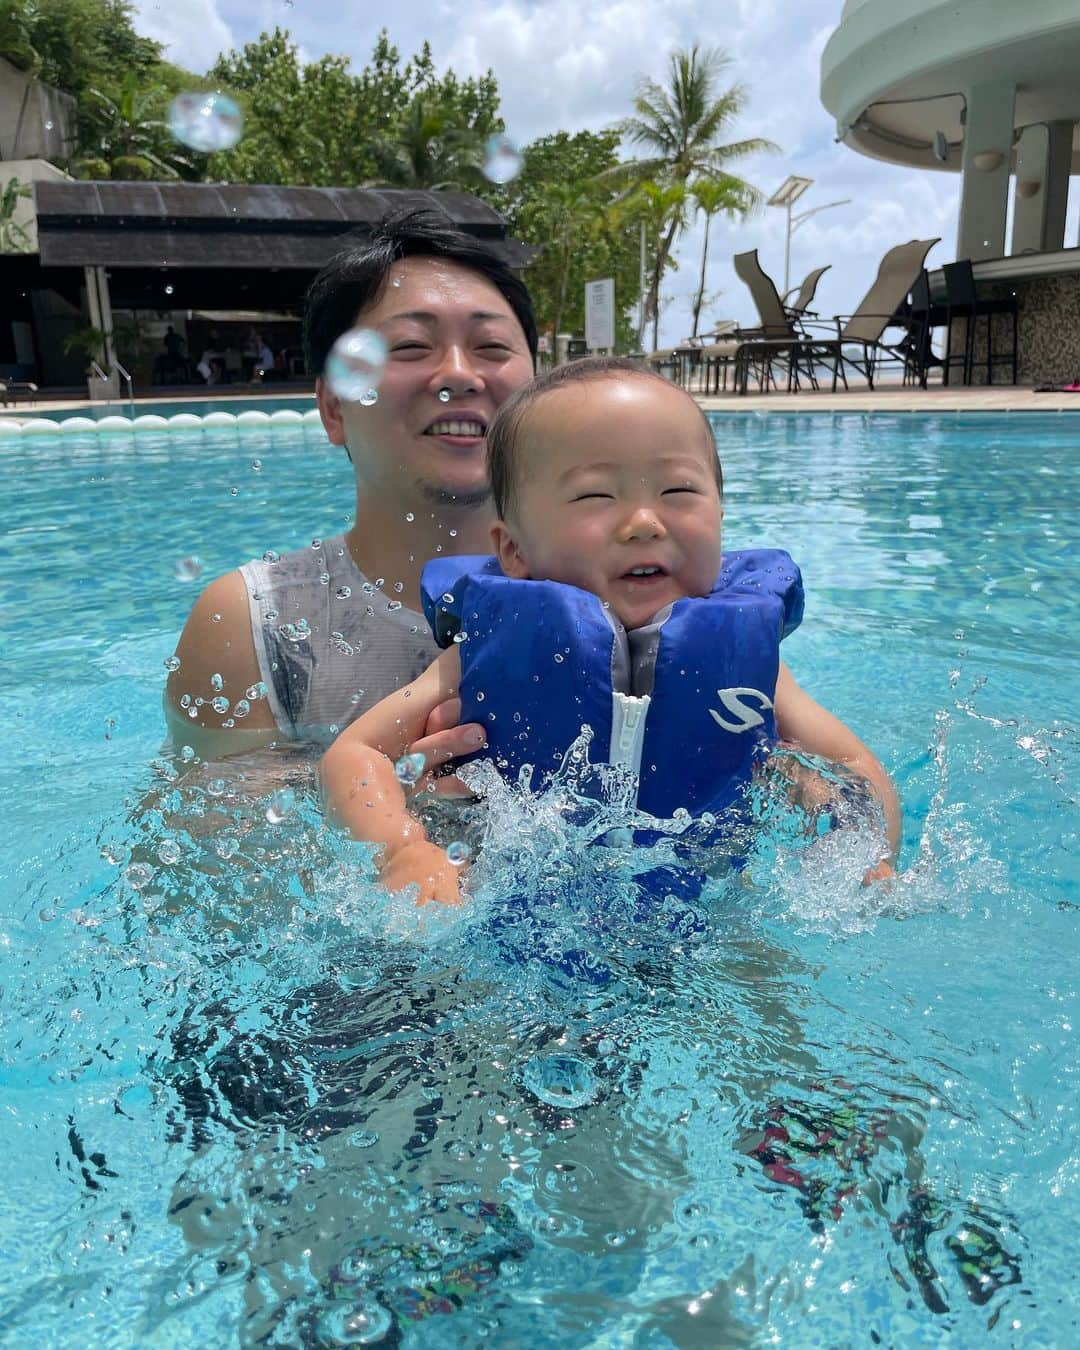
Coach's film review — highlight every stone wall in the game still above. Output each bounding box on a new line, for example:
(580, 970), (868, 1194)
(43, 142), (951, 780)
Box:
(0, 56), (77, 162)
(959, 272), (1080, 386)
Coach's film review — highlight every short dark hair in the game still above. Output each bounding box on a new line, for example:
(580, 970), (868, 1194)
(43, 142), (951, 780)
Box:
(487, 356), (722, 520)
(303, 207), (538, 374)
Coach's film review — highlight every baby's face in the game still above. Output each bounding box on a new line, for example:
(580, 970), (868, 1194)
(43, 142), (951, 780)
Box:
(491, 377), (724, 630)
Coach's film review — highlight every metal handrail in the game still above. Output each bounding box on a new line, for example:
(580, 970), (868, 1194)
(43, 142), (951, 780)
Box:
(113, 360), (135, 419)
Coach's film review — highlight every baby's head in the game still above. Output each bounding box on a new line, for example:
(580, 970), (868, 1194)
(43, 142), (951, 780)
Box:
(486, 357), (724, 630)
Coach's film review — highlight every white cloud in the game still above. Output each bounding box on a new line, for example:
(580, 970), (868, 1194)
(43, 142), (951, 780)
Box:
(131, 0), (235, 73)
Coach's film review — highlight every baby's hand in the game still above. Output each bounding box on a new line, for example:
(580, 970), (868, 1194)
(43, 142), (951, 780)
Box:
(380, 839), (465, 907)
(862, 858), (897, 886)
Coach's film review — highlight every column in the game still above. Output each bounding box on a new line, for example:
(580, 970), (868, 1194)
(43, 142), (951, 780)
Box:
(1012, 121), (1074, 255)
(83, 264), (116, 367)
(956, 79), (1015, 262)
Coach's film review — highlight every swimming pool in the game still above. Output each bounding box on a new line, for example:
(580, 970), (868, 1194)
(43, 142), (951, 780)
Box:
(1, 413), (1076, 1345)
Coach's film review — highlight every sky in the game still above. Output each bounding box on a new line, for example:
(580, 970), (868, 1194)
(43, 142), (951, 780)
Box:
(131, 0), (1079, 346)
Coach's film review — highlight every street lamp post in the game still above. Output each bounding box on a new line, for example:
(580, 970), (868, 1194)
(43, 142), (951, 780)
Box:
(767, 175), (851, 294)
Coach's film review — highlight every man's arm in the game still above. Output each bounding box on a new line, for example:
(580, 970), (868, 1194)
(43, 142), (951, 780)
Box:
(164, 569), (281, 759)
(772, 660), (901, 864)
(320, 648), (472, 905)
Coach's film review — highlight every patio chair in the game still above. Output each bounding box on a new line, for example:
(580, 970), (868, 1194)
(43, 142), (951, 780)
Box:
(0, 380), (39, 407)
(727, 250), (818, 394)
(783, 264), (831, 317)
(801, 238), (941, 391)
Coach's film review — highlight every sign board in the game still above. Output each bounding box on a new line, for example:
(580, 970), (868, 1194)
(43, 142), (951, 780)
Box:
(536, 333), (551, 354)
(584, 277), (615, 351)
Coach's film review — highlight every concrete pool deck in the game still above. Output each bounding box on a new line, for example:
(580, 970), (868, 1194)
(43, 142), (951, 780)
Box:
(3, 384), (1079, 423)
(696, 385), (1080, 413)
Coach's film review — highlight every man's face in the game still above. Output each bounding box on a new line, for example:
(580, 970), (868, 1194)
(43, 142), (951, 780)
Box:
(492, 377), (724, 630)
(317, 257), (534, 510)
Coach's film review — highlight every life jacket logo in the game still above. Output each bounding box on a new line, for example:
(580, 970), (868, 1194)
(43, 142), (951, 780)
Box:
(709, 687), (774, 733)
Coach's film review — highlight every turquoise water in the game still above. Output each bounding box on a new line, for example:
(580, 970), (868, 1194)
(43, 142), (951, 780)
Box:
(1, 413), (1076, 1345)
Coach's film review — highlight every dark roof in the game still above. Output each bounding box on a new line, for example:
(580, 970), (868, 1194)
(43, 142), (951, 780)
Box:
(32, 180), (534, 270)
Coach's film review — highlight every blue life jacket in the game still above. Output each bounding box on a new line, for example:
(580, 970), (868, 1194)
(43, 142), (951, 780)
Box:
(420, 550), (803, 821)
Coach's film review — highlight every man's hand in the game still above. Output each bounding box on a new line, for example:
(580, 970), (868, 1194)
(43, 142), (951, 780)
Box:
(380, 839), (466, 907)
(406, 697), (487, 798)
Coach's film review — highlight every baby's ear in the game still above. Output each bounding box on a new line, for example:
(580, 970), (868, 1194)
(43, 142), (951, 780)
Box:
(490, 521), (530, 578)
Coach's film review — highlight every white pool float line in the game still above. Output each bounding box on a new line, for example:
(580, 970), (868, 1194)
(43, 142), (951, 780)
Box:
(0, 406), (323, 435)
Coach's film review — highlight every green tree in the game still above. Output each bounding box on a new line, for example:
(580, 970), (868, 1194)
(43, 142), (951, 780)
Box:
(617, 181), (688, 349)
(0, 176), (33, 252)
(496, 130), (648, 350)
(610, 44), (775, 348)
(688, 175), (754, 337)
(78, 72), (191, 179)
(367, 96), (486, 190)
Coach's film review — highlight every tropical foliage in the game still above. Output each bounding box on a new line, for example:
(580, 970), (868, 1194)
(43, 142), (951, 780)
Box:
(5, 7), (775, 347)
(608, 44), (774, 346)
(0, 176), (33, 252)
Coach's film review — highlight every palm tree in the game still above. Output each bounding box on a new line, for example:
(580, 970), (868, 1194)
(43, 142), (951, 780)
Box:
(618, 181), (688, 350)
(688, 175), (755, 337)
(79, 73), (190, 179)
(610, 44), (775, 348)
(367, 96), (485, 190)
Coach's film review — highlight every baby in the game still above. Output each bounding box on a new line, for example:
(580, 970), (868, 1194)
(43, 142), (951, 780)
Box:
(320, 358), (900, 904)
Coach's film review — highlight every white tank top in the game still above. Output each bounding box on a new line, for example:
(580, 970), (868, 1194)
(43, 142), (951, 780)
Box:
(239, 534), (438, 742)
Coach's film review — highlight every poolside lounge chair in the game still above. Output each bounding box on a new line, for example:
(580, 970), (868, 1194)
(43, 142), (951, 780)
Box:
(783, 265), (831, 317)
(801, 238), (940, 391)
(0, 380), (39, 406)
(725, 250), (818, 393)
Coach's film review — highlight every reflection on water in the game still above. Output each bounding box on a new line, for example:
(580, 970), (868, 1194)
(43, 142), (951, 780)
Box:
(1, 415), (1077, 1343)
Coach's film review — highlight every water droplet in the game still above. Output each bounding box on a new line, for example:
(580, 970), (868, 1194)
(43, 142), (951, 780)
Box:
(521, 1054), (598, 1108)
(163, 284), (174, 296)
(44, 119), (54, 131)
(164, 655), (181, 672)
(180, 745), (196, 762)
(263, 549), (280, 564)
(214, 836), (238, 860)
(393, 581), (404, 593)
(229, 486), (238, 497)
(311, 538), (323, 550)
(405, 512), (415, 522)
(315, 1299), (392, 1346)
(167, 90), (244, 152)
(157, 838), (181, 865)
(124, 863), (152, 889)
(251, 458), (262, 471)
(446, 841), (471, 866)
(211, 613), (221, 623)
(319, 572), (330, 585)
(325, 328), (388, 403)
(452, 631), (468, 644)
(173, 555), (203, 583)
(210, 673), (223, 691)
(348, 1129), (379, 1148)
(553, 653), (564, 663)
(475, 690), (485, 702)
(438, 388), (452, 403)
(394, 752), (427, 786)
(442, 592), (455, 604)
(335, 585), (352, 599)
(448, 528), (457, 538)
(211, 695), (229, 714)
(265, 788), (295, 824)
(387, 600), (402, 611)
(233, 698), (250, 718)
(246, 681), (268, 700)
(482, 132), (523, 184)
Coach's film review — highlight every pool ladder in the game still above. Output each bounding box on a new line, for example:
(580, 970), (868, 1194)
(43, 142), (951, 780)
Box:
(89, 360), (136, 420)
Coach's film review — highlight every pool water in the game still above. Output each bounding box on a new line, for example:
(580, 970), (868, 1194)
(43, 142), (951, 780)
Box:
(1, 413), (1076, 1346)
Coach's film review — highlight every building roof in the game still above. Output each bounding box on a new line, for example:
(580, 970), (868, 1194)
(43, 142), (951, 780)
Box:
(32, 180), (534, 270)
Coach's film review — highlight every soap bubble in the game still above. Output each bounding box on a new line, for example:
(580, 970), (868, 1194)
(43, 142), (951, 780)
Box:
(483, 132), (523, 184)
(265, 788), (295, 824)
(394, 752), (426, 786)
(446, 841), (471, 866)
(324, 328), (388, 403)
(173, 556), (203, 582)
(167, 90), (244, 153)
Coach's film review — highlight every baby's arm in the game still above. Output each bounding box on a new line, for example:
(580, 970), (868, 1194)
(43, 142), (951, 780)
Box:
(320, 647), (469, 905)
(772, 661), (901, 872)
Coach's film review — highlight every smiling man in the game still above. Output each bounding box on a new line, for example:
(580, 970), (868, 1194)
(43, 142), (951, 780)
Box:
(165, 210), (538, 759)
